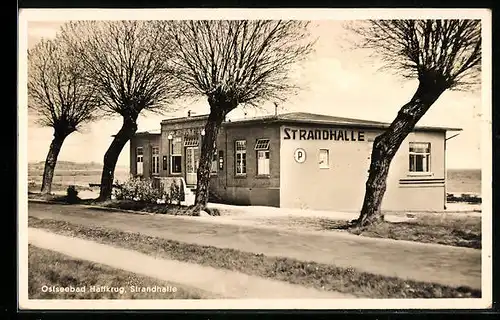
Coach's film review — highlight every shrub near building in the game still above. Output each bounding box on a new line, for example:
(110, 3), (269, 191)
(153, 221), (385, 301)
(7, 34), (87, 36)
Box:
(114, 177), (168, 203)
(110, 177), (192, 215)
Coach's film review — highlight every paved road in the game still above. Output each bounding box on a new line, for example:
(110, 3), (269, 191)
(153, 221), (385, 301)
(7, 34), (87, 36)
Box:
(27, 201), (482, 290)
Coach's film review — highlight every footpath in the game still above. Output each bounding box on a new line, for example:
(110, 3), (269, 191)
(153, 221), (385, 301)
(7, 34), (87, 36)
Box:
(28, 228), (352, 299)
(28, 201), (482, 290)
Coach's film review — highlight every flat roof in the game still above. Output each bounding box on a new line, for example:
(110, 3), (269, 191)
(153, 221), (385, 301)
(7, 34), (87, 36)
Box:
(134, 129), (161, 135)
(161, 114), (209, 125)
(160, 112), (462, 132)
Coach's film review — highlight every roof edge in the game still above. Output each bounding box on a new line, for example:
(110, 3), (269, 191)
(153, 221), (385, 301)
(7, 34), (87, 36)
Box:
(161, 114), (210, 124)
(223, 117), (461, 132)
(156, 112), (462, 132)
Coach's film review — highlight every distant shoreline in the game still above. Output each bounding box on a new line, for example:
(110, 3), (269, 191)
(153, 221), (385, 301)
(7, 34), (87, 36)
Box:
(27, 163), (482, 196)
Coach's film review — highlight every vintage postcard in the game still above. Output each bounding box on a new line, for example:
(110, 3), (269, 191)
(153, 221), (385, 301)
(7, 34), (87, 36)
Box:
(18, 8), (492, 310)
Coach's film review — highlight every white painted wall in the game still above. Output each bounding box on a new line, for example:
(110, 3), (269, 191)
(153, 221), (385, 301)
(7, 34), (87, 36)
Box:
(279, 125), (446, 212)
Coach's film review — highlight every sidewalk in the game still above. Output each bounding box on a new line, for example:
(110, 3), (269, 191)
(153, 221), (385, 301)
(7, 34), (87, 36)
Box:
(28, 228), (353, 299)
(28, 201), (482, 290)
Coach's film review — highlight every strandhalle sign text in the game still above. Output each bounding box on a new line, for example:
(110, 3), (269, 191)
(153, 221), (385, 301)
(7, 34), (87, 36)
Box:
(283, 128), (365, 141)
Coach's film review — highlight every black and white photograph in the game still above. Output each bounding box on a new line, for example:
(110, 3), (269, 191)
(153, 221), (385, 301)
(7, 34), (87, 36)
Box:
(18, 8), (492, 310)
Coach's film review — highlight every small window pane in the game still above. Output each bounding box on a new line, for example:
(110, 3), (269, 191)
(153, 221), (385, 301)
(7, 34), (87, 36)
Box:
(415, 155), (424, 171)
(319, 149), (329, 169)
(163, 156), (168, 170)
(172, 137), (182, 155)
(236, 140), (247, 151)
(171, 156), (182, 173)
(137, 147), (143, 156)
(184, 136), (199, 147)
(409, 142), (430, 153)
(152, 156), (159, 175)
(255, 139), (270, 151)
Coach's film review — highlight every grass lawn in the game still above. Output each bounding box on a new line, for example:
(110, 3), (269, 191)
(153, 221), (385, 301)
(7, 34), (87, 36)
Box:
(28, 245), (217, 299)
(29, 216), (481, 299)
(346, 214), (481, 249)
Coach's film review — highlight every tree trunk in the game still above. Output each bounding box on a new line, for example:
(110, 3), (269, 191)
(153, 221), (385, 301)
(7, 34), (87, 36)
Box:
(40, 131), (70, 194)
(192, 109), (226, 214)
(98, 115), (138, 201)
(355, 81), (446, 227)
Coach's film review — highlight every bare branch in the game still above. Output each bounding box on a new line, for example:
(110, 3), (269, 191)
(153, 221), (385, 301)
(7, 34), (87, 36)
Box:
(59, 21), (187, 118)
(158, 20), (314, 110)
(28, 36), (101, 134)
(347, 19), (481, 91)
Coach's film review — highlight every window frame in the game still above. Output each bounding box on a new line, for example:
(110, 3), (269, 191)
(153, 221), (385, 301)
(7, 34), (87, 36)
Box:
(184, 136), (199, 147)
(136, 147), (144, 176)
(254, 139), (270, 151)
(211, 149), (218, 175)
(255, 138), (271, 176)
(408, 142), (432, 175)
(235, 140), (247, 176)
(151, 146), (160, 175)
(256, 150), (270, 176)
(318, 149), (330, 169)
(170, 137), (182, 175)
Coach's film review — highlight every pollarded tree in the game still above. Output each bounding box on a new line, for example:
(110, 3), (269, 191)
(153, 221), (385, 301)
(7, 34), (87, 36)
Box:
(28, 37), (101, 194)
(60, 21), (185, 201)
(159, 20), (314, 214)
(348, 20), (481, 227)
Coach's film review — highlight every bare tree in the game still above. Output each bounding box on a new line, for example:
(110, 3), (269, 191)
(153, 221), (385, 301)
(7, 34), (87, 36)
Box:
(160, 20), (314, 214)
(60, 21), (184, 201)
(28, 37), (101, 194)
(348, 20), (481, 227)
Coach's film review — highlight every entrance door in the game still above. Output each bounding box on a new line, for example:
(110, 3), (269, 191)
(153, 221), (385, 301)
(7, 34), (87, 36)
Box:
(185, 147), (199, 186)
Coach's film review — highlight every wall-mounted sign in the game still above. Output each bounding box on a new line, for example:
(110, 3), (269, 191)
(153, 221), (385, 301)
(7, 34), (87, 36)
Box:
(283, 128), (365, 142)
(294, 148), (306, 163)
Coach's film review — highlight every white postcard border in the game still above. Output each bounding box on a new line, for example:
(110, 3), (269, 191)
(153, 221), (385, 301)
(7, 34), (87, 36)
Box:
(17, 8), (493, 310)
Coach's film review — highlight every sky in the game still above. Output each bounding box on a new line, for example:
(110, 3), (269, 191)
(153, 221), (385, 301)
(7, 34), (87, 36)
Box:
(24, 19), (484, 169)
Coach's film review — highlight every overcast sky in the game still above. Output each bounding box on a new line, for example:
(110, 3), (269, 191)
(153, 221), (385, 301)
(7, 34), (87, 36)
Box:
(25, 19), (484, 169)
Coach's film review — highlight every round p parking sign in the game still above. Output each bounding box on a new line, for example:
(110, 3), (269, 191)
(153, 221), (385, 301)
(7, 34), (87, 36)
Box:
(294, 148), (306, 163)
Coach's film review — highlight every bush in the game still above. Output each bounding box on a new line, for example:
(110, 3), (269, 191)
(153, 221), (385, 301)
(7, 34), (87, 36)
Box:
(113, 177), (166, 204)
(66, 185), (80, 204)
(446, 193), (482, 204)
(28, 180), (37, 190)
(169, 180), (182, 205)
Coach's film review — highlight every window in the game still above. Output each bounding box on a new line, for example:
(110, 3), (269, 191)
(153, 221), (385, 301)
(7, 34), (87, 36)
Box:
(152, 146), (160, 175)
(218, 150), (224, 170)
(255, 139), (270, 150)
(257, 151), (270, 175)
(211, 150), (218, 174)
(162, 156), (168, 171)
(409, 142), (431, 173)
(136, 147), (143, 175)
(184, 136), (199, 147)
(235, 140), (246, 175)
(319, 149), (329, 169)
(170, 137), (182, 174)
(255, 139), (270, 175)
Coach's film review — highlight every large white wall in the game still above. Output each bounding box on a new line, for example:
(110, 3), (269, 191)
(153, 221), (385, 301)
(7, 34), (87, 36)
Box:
(279, 125), (446, 212)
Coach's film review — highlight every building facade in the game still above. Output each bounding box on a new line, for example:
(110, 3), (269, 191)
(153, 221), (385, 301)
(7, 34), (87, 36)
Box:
(130, 112), (460, 212)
